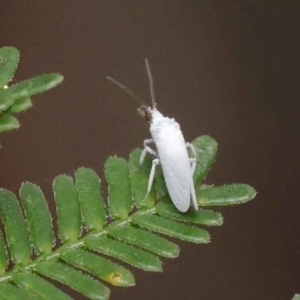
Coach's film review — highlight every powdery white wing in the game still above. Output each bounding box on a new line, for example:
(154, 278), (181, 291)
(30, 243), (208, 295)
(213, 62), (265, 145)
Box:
(151, 122), (192, 212)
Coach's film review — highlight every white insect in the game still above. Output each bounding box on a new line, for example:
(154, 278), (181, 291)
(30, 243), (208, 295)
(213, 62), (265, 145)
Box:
(107, 59), (198, 212)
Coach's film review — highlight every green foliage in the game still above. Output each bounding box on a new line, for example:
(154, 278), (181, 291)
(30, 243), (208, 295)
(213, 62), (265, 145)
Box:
(0, 115), (19, 131)
(0, 135), (256, 299)
(75, 168), (106, 231)
(197, 183), (256, 206)
(105, 157), (131, 220)
(292, 294), (300, 300)
(20, 182), (54, 255)
(129, 149), (156, 208)
(36, 262), (110, 300)
(53, 175), (81, 243)
(0, 190), (31, 266)
(0, 47), (19, 88)
(0, 46), (63, 132)
(0, 281), (38, 300)
(190, 135), (218, 186)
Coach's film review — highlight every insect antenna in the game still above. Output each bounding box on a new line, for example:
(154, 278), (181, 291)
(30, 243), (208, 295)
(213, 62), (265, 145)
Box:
(106, 76), (146, 106)
(145, 58), (157, 109)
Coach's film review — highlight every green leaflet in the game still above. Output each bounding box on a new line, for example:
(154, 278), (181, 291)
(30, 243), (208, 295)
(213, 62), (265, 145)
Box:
(12, 273), (71, 300)
(191, 135), (218, 186)
(197, 184), (257, 206)
(0, 283), (37, 300)
(105, 157), (132, 220)
(155, 202), (223, 226)
(9, 97), (32, 113)
(60, 248), (135, 287)
(75, 167), (106, 231)
(0, 115), (19, 132)
(0, 189), (31, 266)
(108, 223), (180, 258)
(132, 213), (210, 244)
(19, 182), (54, 255)
(128, 149), (156, 209)
(85, 236), (163, 272)
(0, 47), (19, 88)
(154, 165), (168, 199)
(0, 73), (63, 112)
(35, 262), (110, 300)
(53, 175), (81, 242)
(0, 231), (7, 275)
(0, 46), (63, 134)
(292, 294), (300, 300)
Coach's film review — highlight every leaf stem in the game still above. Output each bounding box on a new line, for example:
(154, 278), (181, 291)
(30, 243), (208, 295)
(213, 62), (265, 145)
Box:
(0, 207), (156, 283)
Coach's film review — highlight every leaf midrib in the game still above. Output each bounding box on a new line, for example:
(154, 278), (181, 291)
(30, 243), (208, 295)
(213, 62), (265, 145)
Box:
(0, 207), (156, 283)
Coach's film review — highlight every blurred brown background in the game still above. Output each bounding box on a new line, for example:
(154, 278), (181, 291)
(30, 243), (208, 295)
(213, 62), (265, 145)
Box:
(0, 1), (299, 299)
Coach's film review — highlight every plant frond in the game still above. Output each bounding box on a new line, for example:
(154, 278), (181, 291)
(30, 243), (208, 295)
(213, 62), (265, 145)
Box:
(0, 136), (256, 299)
(0, 46), (63, 132)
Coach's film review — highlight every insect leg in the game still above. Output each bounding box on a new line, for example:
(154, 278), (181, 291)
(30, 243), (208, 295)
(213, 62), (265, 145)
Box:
(186, 142), (197, 175)
(187, 142), (198, 210)
(140, 139), (157, 165)
(189, 158), (197, 175)
(186, 142), (197, 160)
(190, 180), (198, 211)
(146, 158), (160, 196)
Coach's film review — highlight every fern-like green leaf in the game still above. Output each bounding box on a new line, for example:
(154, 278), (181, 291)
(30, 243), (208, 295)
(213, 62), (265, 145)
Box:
(0, 282), (38, 300)
(0, 135), (256, 299)
(19, 182), (54, 255)
(155, 202), (223, 226)
(12, 273), (71, 300)
(107, 223), (179, 258)
(0, 189), (31, 266)
(0, 46), (63, 132)
(75, 168), (106, 231)
(190, 135), (218, 186)
(105, 157), (132, 220)
(0, 114), (19, 132)
(0, 47), (19, 88)
(0, 73), (63, 112)
(0, 231), (7, 276)
(196, 183), (256, 206)
(132, 213), (210, 244)
(36, 262), (110, 300)
(60, 249), (135, 287)
(9, 97), (32, 113)
(53, 175), (81, 243)
(85, 236), (163, 272)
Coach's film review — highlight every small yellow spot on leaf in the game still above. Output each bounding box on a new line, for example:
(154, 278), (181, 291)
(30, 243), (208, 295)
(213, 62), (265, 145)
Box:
(106, 272), (122, 285)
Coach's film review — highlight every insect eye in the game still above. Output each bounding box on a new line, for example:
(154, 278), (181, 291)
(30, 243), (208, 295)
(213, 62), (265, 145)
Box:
(137, 106), (152, 122)
(145, 111), (152, 122)
(137, 107), (146, 118)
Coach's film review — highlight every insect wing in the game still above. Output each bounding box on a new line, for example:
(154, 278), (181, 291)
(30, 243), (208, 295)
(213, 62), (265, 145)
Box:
(154, 127), (192, 212)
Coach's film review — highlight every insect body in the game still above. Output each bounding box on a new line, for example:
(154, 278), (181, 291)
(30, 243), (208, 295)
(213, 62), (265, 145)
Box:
(107, 59), (198, 212)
